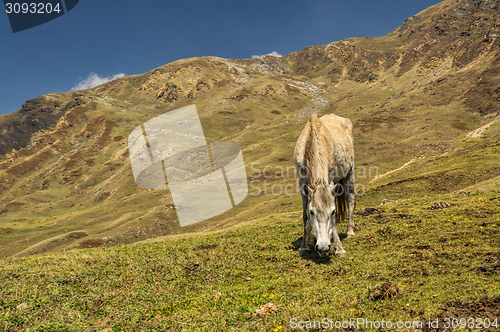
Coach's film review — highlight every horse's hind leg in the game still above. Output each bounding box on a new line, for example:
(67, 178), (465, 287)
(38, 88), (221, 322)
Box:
(299, 182), (310, 255)
(346, 168), (356, 238)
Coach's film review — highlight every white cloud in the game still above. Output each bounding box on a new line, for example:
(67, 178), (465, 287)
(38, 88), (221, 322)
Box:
(71, 72), (125, 91)
(251, 51), (283, 59)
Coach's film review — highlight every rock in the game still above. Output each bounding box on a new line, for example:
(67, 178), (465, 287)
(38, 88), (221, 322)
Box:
(380, 198), (402, 205)
(16, 302), (28, 310)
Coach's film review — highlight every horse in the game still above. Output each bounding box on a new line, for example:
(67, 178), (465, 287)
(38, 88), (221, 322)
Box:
(294, 113), (355, 258)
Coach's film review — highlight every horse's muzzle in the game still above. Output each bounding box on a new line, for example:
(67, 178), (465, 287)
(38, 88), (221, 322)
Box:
(315, 244), (331, 257)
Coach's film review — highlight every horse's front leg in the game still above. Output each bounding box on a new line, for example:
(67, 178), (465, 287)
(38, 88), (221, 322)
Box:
(331, 211), (347, 258)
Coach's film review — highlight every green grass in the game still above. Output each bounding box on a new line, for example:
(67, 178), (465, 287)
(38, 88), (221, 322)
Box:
(0, 190), (499, 331)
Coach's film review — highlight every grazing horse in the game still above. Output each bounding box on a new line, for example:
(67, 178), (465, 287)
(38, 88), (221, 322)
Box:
(294, 113), (355, 258)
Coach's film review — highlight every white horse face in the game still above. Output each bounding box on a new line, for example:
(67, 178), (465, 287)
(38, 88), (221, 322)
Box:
(308, 199), (335, 257)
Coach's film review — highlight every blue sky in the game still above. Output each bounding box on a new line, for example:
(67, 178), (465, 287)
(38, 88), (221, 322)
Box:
(0, 0), (442, 115)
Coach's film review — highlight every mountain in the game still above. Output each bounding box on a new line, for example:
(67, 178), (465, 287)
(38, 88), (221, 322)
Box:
(1, 0), (500, 258)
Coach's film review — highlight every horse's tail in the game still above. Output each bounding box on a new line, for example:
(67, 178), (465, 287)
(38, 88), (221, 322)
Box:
(335, 177), (348, 222)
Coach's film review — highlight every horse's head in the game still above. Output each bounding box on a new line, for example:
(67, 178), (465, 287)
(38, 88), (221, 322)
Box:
(307, 182), (337, 257)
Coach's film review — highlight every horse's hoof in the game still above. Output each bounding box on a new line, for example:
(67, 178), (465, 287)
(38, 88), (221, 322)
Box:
(336, 251), (347, 258)
(299, 247), (310, 256)
(347, 231), (355, 238)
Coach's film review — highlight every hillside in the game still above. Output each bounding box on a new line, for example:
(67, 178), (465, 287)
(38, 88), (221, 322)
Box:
(0, 0), (499, 260)
(0, 0), (500, 330)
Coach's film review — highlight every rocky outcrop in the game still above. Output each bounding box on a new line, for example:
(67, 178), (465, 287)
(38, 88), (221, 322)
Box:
(0, 95), (88, 155)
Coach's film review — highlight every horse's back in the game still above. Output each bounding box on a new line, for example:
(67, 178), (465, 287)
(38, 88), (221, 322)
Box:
(319, 114), (353, 142)
(320, 114), (354, 178)
(294, 113), (354, 171)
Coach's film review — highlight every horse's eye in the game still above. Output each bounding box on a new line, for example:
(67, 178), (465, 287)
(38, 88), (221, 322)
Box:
(310, 210), (314, 215)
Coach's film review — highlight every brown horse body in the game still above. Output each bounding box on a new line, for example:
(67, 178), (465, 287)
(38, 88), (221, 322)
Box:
(294, 113), (355, 257)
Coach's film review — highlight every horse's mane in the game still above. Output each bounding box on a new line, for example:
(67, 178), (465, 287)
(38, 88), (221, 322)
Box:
(303, 113), (334, 211)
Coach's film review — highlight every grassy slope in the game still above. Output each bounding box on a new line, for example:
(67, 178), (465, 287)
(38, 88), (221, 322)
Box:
(1, 0), (500, 329)
(0, 122), (499, 330)
(0, 186), (499, 331)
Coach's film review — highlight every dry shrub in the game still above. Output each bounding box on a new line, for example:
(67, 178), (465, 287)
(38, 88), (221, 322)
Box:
(256, 303), (277, 316)
(428, 200), (455, 210)
(368, 282), (401, 301)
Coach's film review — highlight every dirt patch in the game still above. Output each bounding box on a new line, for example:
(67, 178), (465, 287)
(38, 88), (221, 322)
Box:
(356, 116), (405, 133)
(422, 296), (500, 331)
(476, 264), (500, 275)
(360, 207), (379, 216)
(368, 282), (401, 300)
(84, 158), (94, 165)
(0, 227), (15, 234)
(66, 231), (88, 240)
(451, 119), (468, 130)
(76, 238), (105, 249)
(96, 191), (111, 202)
(445, 296), (500, 317)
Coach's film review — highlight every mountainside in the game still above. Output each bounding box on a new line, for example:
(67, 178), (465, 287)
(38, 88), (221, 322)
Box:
(1, 0), (500, 259)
